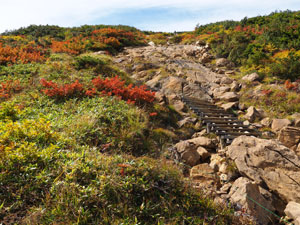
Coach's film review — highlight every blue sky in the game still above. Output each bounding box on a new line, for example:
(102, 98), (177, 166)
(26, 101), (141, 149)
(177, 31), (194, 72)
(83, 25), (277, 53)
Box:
(1, 0), (300, 33)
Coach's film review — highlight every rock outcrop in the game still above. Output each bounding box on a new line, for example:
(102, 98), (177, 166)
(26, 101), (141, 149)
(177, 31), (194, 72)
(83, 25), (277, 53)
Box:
(228, 177), (275, 225)
(227, 136), (300, 204)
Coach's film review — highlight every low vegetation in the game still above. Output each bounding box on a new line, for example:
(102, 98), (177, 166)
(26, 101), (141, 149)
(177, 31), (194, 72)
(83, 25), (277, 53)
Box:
(0, 26), (235, 224)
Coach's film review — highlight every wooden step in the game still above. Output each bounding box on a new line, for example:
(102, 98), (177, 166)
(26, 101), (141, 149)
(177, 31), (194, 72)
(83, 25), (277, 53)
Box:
(190, 107), (229, 113)
(202, 117), (238, 121)
(204, 120), (243, 125)
(182, 95), (259, 145)
(216, 131), (257, 136)
(210, 127), (255, 132)
(209, 124), (249, 128)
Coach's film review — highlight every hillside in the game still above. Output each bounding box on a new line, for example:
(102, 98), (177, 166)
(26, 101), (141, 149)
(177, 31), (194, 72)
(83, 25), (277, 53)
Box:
(1, 10), (300, 224)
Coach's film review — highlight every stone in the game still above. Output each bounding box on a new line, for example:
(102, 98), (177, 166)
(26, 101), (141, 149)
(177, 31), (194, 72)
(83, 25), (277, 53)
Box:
(191, 129), (206, 138)
(242, 72), (260, 82)
(218, 92), (239, 102)
(190, 163), (216, 190)
(243, 120), (250, 126)
(284, 202), (300, 222)
(165, 94), (186, 113)
(148, 41), (155, 47)
(228, 177), (275, 225)
(278, 126), (300, 150)
(291, 113), (300, 127)
(212, 86), (231, 98)
(183, 83), (212, 101)
(216, 58), (233, 68)
(261, 117), (272, 127)
(221, 102), (238, 111)
(181, 150), (200, 167)
(209, 154), (224, 172)
(196, 146), (211, 161)
(244, 106), (262, 122)
(146, 74), (163, 89)
(220, 77), (233, 85)
(200, 52), (213, 63)
(230, 81), (240, 92)
(227, 136), (300, 204)
(189, 136), (218, 150)
(219, 163), (228, 173)
(220, 174), (228, 183)
(175, 140), (195, 154)
(161, 76), (186, 95)
(220, 183), (232, 193)
(175, 140), (200, 166)
(238, 103), (246, 111)
(271, 119), (292, 132)
(177, 117), (197, 128)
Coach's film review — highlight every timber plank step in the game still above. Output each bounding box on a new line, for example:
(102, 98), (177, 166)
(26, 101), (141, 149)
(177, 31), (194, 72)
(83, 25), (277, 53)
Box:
(182, 95), (259, 145)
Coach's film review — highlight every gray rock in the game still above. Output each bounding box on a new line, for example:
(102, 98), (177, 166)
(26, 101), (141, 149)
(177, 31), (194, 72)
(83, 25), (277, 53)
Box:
(148, 41), (155, 47)
(189, 136), (218, 150)
(278, 126), (300, 151)
(190, 163), (216, 191)
(242, 72), (260, 82)
(284, 202), (300, 223)
(271, 119), (292, 132)
(244, 106), (262, 122)
(220, 77), (233, 85)
(221, 102), (238, 111)
(161, 76), (186, 95)
(227, 136), (300, 204)
(261, 117), (272, 127)
(216, 58), (234, 68)
(197, 146), (211, 161)
(228, 177), (275, 225)
(181, 150), (200, 167)
(218, 92), (239, 102)
(177, 117), (197, 128)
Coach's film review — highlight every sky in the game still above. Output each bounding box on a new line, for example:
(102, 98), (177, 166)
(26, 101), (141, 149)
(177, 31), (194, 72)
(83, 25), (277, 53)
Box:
(1, 0), (300, 33)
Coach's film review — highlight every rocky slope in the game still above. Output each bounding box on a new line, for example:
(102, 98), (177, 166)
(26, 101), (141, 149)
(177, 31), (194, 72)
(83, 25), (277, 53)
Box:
(114, 43), (300, 225)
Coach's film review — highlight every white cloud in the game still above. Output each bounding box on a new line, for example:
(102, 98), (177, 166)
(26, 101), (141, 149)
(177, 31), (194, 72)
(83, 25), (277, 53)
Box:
(0, 0), (299, 32)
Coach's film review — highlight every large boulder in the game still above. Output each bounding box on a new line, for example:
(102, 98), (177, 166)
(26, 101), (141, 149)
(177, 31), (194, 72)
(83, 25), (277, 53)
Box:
(284, 201), (300, 224)
(174, 136), (217, 166)
(228, 177), (275, 225)
(227, 136), (300, 204)
(188, 136), (218, 150)
(271, 119), (291, 132)
(278, 126), (300, 152)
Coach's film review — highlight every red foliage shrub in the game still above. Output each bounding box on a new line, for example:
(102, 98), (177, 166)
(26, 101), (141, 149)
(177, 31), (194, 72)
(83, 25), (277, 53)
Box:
(0, 80), (23, 99)
(40, 76), (155, 105)
(0, 42), (46, 65)
(92, 76), (155, 104)
(284, 80), (298, 90)
(261, 89), (273, 96)
(40, 79), (85, 99)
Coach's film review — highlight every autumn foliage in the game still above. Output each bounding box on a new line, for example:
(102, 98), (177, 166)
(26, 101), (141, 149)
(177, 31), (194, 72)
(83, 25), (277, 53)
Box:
(40, 76), (155, 105)
(0, 80), (23, 99)
(0, 42), (46, 65)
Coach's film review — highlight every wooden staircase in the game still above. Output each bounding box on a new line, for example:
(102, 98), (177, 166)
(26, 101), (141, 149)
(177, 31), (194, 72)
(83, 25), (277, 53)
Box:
(182, 96), (260, 145)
